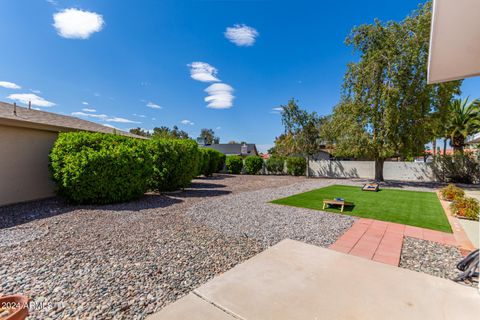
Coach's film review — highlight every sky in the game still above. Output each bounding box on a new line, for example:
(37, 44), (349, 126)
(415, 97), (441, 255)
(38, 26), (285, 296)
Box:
(1, 0), (479, 152)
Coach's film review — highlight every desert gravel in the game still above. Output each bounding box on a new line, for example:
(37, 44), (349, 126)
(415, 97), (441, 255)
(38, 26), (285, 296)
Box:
(0, 175), (300, 319)
(400, 237), (477, 287)
(188, 179), (357, 247)
(0, 175), (460, 319)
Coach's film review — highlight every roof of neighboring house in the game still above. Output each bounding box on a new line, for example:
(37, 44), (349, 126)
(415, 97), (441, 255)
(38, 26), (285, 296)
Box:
(204, 143), (258, 156)
(467, 133), (480, 145)
(0, 102), (144, 138)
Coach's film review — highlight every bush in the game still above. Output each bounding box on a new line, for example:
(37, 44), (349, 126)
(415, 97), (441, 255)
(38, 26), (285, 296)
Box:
(244, 156), (264, 175)
(49, 132), (153, 204)
(432, 152), (480, 184)
(440, 184), (465, 201)
(451, 197), (480, 220)
(148, 138), (200, 192)
(226, 155), (243, 174)
(198, 148), (225, 177)
(286, 157), (306, 176)
(265, 156), (285, 174)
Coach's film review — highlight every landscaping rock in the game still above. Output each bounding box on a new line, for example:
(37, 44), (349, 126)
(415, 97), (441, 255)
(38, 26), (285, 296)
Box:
(400, 237), (477, 288)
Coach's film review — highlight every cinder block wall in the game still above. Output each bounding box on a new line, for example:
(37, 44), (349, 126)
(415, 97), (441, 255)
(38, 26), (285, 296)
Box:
(0, 125), (58, 206)
(308, 160), (435, 181)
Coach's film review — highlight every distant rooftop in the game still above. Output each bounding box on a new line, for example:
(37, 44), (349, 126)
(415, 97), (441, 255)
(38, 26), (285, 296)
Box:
(203, 143), (258, 156)
(0, 101), (144, 138)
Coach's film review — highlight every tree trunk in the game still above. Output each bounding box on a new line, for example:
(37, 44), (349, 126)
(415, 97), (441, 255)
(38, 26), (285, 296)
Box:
(451, 135), (465, 154)
(432, 140), (437, 157)
(306, 155), (310, 178)
(443, 138), (447, 156)
(374, 158), (385, 181)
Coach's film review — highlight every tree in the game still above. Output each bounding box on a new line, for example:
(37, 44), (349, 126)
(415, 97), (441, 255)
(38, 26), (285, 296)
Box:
(151, 126), (189, 140)
(447, 98), (480, 152)
(200, 128), (220, 144)
(278, 98), (324, 176)
(330, 1), (459, 181)
(429, 82), (462, 156)
(129, 127), (151, 137)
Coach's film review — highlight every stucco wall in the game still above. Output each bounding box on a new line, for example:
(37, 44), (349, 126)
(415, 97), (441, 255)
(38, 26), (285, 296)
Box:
(0, 125), (58, 206)
(308, 160), (435, 181)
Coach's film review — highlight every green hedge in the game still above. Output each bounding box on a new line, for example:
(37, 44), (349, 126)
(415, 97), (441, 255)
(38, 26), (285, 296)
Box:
(286, 157), (306, 176)
(198, 148), (225, 177)
(265, 156), (285, 174)
(226, 155), (243, 174)
(49, 132), (153, 204)
(244, 156), (264, 175)
(148, 138), (200, 191)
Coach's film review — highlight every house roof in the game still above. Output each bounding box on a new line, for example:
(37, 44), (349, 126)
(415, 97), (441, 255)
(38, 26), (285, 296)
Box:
(467, 133), (480, 145)
(205, 143), (258, 155)
(0, 102), (144, 138)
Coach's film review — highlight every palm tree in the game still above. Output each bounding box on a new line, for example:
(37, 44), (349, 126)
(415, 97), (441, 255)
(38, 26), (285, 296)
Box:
(447, 98), (480, 152)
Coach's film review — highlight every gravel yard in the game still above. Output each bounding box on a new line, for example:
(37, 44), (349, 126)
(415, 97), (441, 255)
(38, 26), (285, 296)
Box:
(400, 237), (477, 287)
(1, 175), (467, 319)
(0, 175), (302, 319)
(188, 179), (357, 247)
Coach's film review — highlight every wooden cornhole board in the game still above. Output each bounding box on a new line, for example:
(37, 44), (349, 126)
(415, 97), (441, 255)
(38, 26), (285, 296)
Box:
(322, 199), (354, 213)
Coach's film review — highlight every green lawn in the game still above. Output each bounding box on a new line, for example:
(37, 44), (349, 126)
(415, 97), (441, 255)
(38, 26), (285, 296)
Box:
(271, 185), (452, 233)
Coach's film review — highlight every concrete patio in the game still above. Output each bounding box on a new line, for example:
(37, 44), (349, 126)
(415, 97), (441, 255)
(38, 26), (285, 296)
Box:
(148, 239), (479, 320)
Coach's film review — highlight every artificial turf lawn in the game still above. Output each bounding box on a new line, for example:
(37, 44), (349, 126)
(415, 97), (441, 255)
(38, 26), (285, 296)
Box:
(271, 185), (452, 233)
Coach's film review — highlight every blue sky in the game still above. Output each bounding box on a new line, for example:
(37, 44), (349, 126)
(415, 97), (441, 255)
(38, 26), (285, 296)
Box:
(1, 0), (479, 152)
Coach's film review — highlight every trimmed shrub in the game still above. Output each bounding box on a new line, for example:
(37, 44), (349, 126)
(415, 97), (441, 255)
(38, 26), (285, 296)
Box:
(198, 148), (225, 177)
(49, 132), (153, 204)
(226, 155), (243, 174)
(148, 138), (200, 191)
(286, 157), (306, 176)
(244, 156), (264, 175)
(265, 156), (285, 174)
(451, 197), (480, 221)
(440, 184), (465, 201)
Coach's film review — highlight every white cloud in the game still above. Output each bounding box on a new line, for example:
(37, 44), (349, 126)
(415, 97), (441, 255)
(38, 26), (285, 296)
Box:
(72, 111), (108, 119)
(0, 81), (21, 89)
(72, 111), (140, 124)
(82, 101), (89, 105)
(133, 113), (146, 118)
(180, 119), (194, 125)
(106, 117), (139, 124)
(188, 62), (220, 82)
(30, 89), (41, 94)
(204, 83), (235, 109)
(8, 93), (55, 107)
(271, 106), (284, 114)
(82, 108), (96, 112)
(216, 126), (221, 130)
(224, 24), (259, 46)
(146, 102), (162, 109)
(53, 8), (104, 39)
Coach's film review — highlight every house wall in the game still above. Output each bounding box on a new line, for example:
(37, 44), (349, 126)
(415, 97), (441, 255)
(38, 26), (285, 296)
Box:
(308, 160), (435, 181)
(0, 124), (58, 206)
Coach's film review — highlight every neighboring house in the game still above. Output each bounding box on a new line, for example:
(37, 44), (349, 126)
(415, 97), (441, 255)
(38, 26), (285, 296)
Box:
(466, 133), (480, 145)
(204, 143), (259, 156)
(0, 102), (143, 206)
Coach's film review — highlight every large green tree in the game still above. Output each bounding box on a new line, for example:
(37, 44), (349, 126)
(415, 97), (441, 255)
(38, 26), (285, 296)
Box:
(277, 98), (325, 176)
(151, 125), (189, 140)
(199, 128), (220, 145)
(329, 1), (461, 181)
